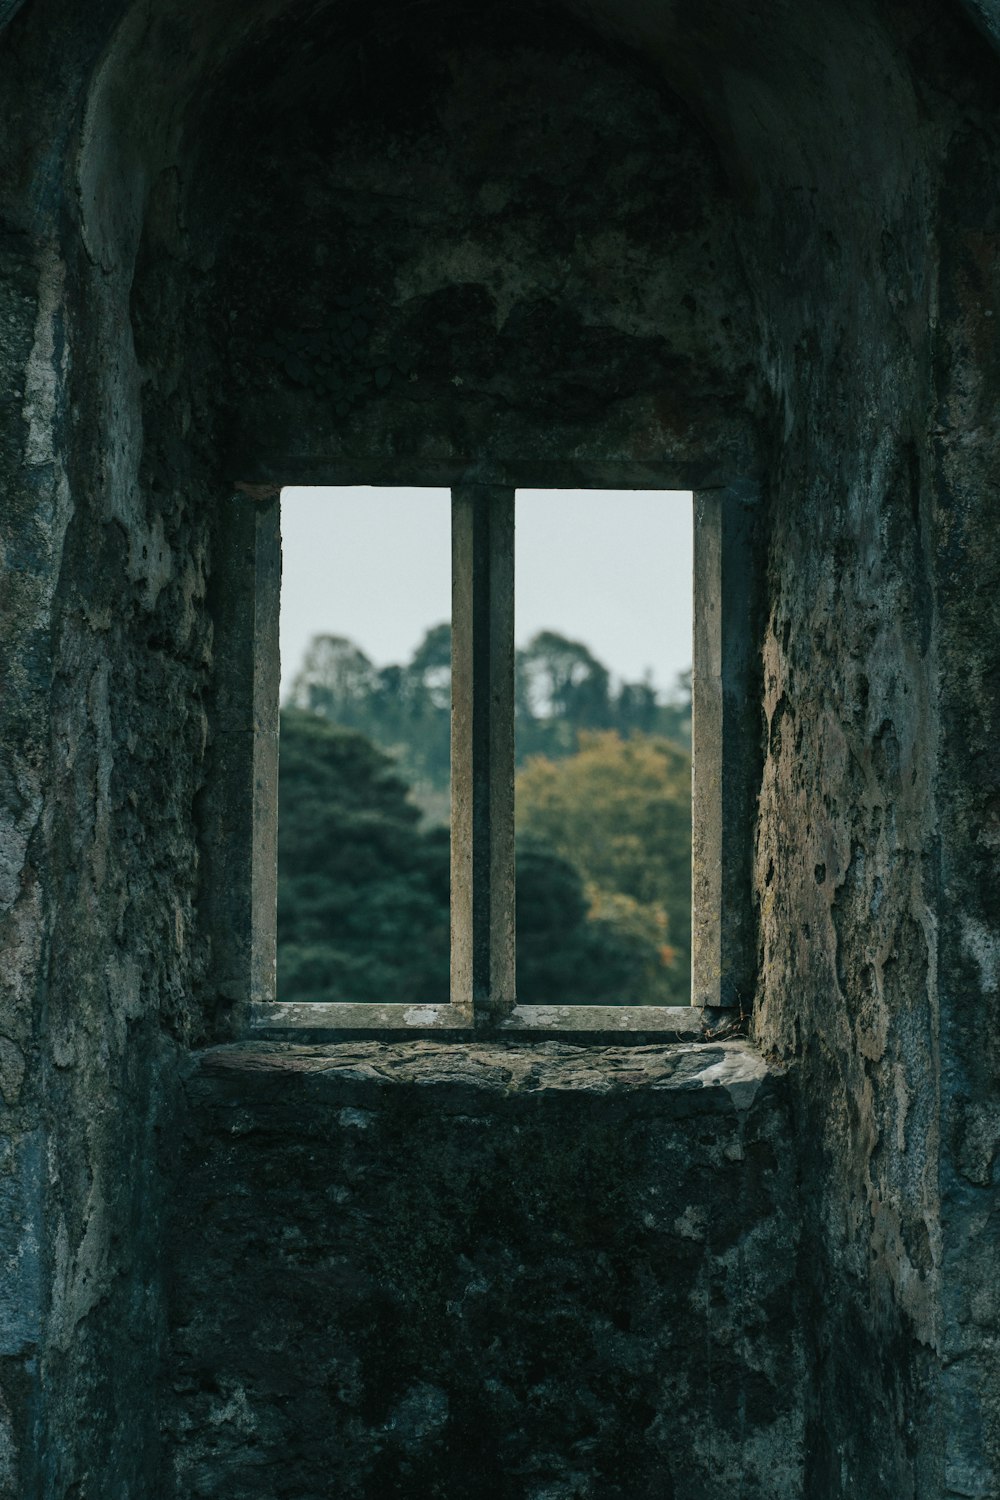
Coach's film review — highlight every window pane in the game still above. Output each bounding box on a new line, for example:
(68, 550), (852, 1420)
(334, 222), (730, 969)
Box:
(277, 486), (451, 1004)
(514, 490), (693, 1006)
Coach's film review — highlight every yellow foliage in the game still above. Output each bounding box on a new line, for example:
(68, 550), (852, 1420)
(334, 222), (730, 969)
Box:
(516, 731), (692, 1003)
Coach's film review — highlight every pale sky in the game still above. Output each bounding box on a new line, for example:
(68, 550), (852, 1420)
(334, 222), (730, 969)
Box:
(279, 487), (693, 701)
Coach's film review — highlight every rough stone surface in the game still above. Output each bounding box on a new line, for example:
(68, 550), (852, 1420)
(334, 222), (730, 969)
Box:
(0, 0), (998, 1495)
(165, 1040), (802, 1500)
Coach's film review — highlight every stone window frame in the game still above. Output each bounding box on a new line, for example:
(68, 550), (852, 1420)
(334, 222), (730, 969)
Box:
(203, 475), (761, 1042)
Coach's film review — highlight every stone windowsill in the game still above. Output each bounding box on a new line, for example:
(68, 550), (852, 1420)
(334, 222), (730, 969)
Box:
(247, 1001), (740, 1045)
(190, 1037), (775, 1116)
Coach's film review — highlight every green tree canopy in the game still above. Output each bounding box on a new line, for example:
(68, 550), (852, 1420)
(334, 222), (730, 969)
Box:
(286, 623), (691, 808)
(288, 626), (452, 803)
(277, 708), (450, 1003)
(515, 837), (665, 1003)
(515, 731), (692, 1004)
(277, 709), (673, 1006)
(516, 630), (613, 758)
(288, 634), (378, 728)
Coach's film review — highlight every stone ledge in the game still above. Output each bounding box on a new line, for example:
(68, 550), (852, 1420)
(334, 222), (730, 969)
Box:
(190, 1037), (776, 1115)
(248, 1001), (733, 1042)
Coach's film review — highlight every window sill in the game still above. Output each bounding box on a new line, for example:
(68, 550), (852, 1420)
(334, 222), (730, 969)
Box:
(204, 1034), (771, 1113)
(248, 1001), (737, 1046)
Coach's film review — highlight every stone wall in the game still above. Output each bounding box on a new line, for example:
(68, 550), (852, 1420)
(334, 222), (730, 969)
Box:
(165, 1040), (802, 1500)
(932, 116), (1000, 1496)
(738, 12), (1000, 1493)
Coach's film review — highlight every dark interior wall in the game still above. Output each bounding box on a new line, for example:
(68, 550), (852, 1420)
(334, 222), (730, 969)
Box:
(731, 12), (1000, 1494)
(0, 0), (998, 1495)
(0, 1), (218, 1490)
(726, 11), (948, 1496)
(182, 0), (757, 487)
(0, 5), (159, 1493)
(166, 1042), (802, 1500)
(932, 114), (1000, 1494)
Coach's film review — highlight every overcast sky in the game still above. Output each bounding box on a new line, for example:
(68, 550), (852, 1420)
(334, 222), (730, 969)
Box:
(279, 487), (693, 701)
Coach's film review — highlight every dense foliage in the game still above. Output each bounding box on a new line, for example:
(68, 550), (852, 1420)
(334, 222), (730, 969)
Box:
(277, 709), (450, 1003)
(279, 629), (692, 1006)
(289, 626), (453, 801)
(516, 732), (691, 1004)
(515, 834), (667, 1003)
(288, 624), (691, 799)
(277, 709), (676, 1004)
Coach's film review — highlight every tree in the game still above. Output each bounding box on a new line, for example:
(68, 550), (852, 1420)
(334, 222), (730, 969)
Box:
(397, 623), (451, 792)
(289, 627), (452, 810)
(288, 634), (379, 731)
(277, 708), (450, 1003)
(408, 622), (452, 711)
(277, 709), (673, 1006)
(515, 837), (664, 1003)
(515, 731), (692, 1003)
(614, 675), (660, 739)
(286, 626), (692, 808)
(516, 630), (613, 760)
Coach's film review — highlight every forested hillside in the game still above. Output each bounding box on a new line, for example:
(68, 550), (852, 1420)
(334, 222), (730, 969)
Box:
(278, 630), (692, 1005)
(287, 624), (690, 796)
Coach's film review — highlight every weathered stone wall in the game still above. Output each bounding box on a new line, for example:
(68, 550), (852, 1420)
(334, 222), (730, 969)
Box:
(172, 0), (757, 491)
(1, 0), (999, 1495)
(737, 11), (1000, 1495)
(932, 114), (1000, 1497)
(0, 11), (184, 1489)
(165, 1040), (802, 1500)
(0, 4), (237, 1489)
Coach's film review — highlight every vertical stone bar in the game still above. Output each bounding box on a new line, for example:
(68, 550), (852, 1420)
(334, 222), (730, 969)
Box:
(692, 491), (723, 1006)
(202, 490), (280, 1035)
(451, 494), (475, 1017)
(692, 484), (761, 1009)
(451, 486), (516, 1021)
(251, 495), (281, 1006)
(717, 482), (760, 1010)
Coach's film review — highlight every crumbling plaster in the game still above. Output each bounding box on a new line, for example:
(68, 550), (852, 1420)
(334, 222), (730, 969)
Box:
(0, 0), (998, 1495)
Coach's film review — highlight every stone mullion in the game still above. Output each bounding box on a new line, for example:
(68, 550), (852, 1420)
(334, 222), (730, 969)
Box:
(450, 486), (516, 1022)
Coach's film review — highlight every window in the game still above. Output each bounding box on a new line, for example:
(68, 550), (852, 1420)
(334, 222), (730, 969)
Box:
(207, 478), (761, 1040)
